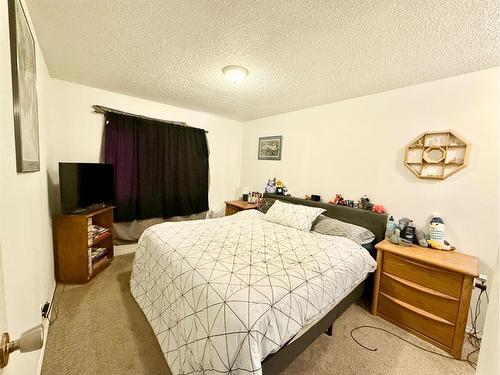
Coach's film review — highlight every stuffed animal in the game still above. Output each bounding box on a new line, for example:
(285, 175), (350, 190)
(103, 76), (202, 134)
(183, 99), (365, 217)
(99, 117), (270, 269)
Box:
(275, 179), (287, 195)
(389, 228), (402, 245)
(329, 194), (343, 205)
(359, 196), (374, 211)
(398, 218), (415, 245)
(372, 204), (386, 214)
(265, 178), (276, 194)
(415, 228), (429, 247)
(427, 216), (452, 250)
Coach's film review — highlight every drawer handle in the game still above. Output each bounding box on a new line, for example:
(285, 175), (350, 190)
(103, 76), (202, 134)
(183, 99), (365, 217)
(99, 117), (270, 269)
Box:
(380, 292), (455, 326)
(383, 273), (459, 301)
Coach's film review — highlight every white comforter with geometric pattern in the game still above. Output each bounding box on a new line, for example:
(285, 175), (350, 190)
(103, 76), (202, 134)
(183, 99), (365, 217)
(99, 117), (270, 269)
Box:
(130, 210), (376, 375)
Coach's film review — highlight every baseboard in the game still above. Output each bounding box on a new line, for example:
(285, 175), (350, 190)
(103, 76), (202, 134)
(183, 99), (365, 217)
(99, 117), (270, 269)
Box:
(114, 243), (137, 256)
(37, 281), (56, 375)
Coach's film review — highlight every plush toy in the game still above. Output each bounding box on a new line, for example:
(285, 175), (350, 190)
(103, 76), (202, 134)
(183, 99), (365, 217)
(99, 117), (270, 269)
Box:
(415, 228), (429, 247)
(372, 204), (386, 214)
(389, 227), (402, 245)
(265, 178), (276, 194)
(398, 218), (415, 245)
(359, 196), (374, 211)
(427, 216), (453, 250)
(329, 194), (343, 205)
(275, 179), (287, 195)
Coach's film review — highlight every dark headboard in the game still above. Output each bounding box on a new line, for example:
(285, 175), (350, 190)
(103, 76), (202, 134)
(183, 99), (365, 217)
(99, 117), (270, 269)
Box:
(264, 194), (388, 245)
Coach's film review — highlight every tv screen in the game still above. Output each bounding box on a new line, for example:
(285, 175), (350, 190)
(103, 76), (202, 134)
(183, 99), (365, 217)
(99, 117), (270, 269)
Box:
(59, 163), (114, 214)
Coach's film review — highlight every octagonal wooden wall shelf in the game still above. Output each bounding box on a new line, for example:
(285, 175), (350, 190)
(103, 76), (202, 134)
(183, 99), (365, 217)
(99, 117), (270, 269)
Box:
(405, 130), (470, 180)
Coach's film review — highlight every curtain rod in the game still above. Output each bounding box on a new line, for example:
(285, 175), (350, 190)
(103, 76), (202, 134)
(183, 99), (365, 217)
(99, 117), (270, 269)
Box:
(92, 105), (208, 133)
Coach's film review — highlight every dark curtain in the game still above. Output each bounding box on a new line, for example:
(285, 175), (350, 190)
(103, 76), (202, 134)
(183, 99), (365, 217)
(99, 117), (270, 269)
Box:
(104, 113), (209, 222)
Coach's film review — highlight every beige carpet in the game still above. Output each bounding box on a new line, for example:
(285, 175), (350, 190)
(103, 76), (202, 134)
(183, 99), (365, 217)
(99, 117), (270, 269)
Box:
(42, 254), (476, 375)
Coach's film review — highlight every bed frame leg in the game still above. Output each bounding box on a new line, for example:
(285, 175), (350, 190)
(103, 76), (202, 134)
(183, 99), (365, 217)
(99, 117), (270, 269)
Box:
(325, 324), (333, 336)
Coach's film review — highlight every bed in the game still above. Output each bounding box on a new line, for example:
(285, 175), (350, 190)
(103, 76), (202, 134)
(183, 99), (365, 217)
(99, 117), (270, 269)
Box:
(130, 195), (387, 374)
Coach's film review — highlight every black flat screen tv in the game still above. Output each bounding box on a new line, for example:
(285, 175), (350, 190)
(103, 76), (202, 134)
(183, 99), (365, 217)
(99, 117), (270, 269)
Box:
(59, 162), (114, 214)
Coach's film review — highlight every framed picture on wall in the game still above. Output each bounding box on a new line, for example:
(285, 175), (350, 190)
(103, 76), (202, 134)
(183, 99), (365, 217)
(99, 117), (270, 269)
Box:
(8, 0), (40, 173)
(258, 136), (282, 160)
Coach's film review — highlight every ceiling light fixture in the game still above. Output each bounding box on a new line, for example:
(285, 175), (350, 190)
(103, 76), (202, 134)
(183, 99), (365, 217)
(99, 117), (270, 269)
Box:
(222, 65), (248, 83)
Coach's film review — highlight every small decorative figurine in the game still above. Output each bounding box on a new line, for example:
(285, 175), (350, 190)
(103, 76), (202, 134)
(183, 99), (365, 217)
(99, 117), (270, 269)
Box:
(427, 216), (453, 250)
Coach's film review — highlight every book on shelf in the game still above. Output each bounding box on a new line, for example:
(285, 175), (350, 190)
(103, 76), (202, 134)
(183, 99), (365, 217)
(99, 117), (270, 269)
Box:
(88, 224), (110, 244)
(90, 247), (108, 263)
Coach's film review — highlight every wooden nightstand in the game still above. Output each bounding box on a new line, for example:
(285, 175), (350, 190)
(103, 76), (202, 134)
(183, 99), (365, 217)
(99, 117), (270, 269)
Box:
(372, 240), (479, 359)
(225, 200), (258, 216)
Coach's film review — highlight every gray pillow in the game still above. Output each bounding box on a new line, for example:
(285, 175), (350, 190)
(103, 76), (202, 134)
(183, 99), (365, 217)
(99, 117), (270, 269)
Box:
(312, 214), (375, 245)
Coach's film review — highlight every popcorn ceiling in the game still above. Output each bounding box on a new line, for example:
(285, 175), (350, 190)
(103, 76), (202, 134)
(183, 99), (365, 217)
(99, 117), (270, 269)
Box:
(26, 0), (499, 121)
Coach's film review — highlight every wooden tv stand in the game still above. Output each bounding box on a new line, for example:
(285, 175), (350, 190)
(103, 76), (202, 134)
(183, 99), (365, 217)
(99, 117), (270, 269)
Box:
(53, 206), (114, 283)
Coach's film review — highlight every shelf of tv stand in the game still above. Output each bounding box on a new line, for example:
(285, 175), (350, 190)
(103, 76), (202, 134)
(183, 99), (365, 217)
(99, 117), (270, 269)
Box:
(91, 254), (112, 276)
(53, 206), (115, 283)
(91, 231), (112, 246)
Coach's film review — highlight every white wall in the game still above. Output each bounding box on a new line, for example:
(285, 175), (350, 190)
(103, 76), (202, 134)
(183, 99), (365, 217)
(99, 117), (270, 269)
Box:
(0, 1), (55, 374)
(241, 68), (500, 329)
(476, 256), (499, 374)
(46, 79), (243, 216)
(476, 80), (500, 373)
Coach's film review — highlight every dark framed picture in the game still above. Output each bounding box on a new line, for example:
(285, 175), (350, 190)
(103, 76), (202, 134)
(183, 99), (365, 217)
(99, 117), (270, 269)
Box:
(8, 0), (40, 173)
(258, 136), (282, 160)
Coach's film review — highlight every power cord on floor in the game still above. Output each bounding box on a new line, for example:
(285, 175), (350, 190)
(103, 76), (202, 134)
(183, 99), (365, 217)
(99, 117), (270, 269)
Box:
(350, 288), (488, 370)
(464, 288), (488, 369)
(49, 284), (66, 326)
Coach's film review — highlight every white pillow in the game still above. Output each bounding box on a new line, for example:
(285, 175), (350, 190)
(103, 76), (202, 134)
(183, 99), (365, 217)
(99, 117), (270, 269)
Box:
(263, 200), (325, 231)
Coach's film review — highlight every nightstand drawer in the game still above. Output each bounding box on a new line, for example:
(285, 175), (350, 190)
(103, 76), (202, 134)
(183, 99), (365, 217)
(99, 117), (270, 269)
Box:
(225, 200), (258, 216)
(225, 205), (239, 216)
(378, 293), (455, 347)
(383, 253), (463, 298)
(380, 273), (459, 323)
